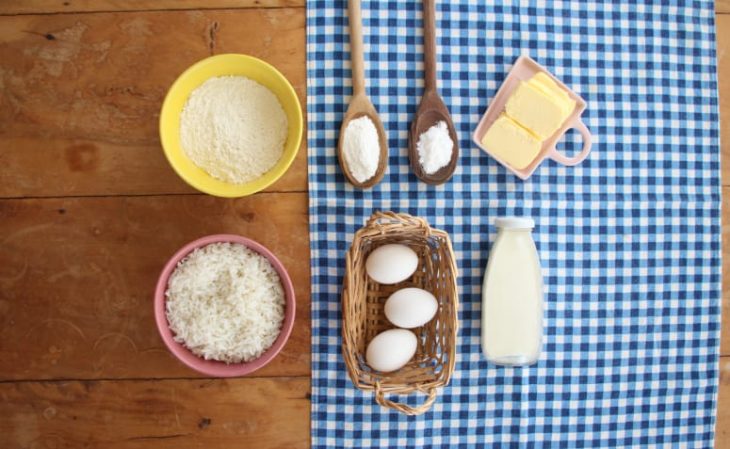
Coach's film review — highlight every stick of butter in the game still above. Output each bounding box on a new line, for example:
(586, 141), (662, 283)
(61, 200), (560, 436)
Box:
(481, 114), (542, 170)
(529, 72), (576, 116)
(505, 74), (576, 140)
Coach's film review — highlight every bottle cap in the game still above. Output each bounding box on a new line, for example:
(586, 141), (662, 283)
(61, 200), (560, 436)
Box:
(495, 216), (535, 229)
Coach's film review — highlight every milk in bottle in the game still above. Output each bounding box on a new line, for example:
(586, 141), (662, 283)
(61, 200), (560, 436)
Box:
(481, 217), (544, 366)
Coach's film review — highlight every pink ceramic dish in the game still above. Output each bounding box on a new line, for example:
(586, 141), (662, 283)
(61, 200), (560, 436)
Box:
(473, 55), (592, 180)
(154, 234), (296, 377)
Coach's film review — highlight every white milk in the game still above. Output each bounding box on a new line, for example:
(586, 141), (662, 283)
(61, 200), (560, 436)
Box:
(481, 217), (543, 366)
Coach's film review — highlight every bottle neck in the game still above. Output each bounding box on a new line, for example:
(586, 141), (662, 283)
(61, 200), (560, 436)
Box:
(498, 228), (533, 233)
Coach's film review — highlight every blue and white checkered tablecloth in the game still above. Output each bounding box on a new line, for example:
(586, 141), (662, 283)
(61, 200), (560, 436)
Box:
(306, 1), (722, 447)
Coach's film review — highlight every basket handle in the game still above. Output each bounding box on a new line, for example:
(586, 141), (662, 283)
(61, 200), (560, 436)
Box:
(374, 382), (438, 415)
(366, 211), (429, 231)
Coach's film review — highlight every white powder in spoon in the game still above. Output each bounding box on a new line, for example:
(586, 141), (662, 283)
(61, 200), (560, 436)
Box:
(417, 121), (453, 174)
(343, 116), (380, 183)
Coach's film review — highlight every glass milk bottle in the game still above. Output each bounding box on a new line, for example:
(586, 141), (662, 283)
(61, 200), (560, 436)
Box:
(481, 217), (544, 366)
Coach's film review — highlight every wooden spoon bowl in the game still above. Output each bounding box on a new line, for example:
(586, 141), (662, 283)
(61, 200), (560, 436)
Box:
(337, 0), (388, 189)
(407, 0), (458, 185)
(338, 95), (389, 188)
(409, 91), (459, 185)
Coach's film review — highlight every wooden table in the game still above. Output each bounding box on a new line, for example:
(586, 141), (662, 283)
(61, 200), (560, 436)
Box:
(0, 1), (726, 447)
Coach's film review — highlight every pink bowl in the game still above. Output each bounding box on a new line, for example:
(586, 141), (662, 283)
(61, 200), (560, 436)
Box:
(154, 234), (296, 377)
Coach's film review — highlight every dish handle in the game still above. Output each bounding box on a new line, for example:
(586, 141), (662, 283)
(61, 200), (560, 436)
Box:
(547, 120), (592, 166)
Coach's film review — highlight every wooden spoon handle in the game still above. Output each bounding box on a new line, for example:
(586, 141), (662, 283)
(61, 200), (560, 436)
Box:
(348, 0), (366, 96)
(423, 0), (437, 92)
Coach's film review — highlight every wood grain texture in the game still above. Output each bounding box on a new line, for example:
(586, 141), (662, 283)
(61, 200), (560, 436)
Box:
(0, 0), (304, 15)
(704, 10), (727, 436)
(0, 10), (306, 198)
(717, 358), (730, 449)
(0, 0), (721, 15)
(0, 3), (725, 449)
(0, 377), (309, 449)
(720, 187), (730, 356)
(0, 193), (310, 380)
(719, 14), (729, 188)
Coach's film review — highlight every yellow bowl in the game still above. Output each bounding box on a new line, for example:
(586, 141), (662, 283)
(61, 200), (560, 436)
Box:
(159, 54), (303, 197)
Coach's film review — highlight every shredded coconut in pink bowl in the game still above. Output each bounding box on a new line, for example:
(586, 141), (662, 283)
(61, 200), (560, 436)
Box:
(154, 234), (296, 377)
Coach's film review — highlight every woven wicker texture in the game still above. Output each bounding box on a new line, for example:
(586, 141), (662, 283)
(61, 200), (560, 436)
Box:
(342, 211), (458, 415)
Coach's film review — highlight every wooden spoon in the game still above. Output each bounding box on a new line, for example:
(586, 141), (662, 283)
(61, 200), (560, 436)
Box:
(337, 0), (389, 189)
(408, 0), (459, 185)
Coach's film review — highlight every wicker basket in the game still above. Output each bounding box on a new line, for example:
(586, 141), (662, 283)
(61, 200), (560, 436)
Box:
(342, 211), (458, 415)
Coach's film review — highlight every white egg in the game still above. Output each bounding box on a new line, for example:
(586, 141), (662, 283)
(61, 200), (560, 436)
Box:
(365, 329), (417, 373)
(365, 244), (418, 285)
(384, 288), (438, 329)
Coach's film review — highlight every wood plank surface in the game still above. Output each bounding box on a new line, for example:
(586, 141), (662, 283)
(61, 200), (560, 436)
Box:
(0, 193), (310, 380)
(0, 377), (310, 448)
(717, 358), (730, 449)
(0, 0), (722, 15)
(0, 2), (727, 449)
(719, 14), (729, 188)
(0, 9), (306, 198)
(720, 9), (729, 448)
(720, 187), (730, 356)
(0, 0), (304, 15)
